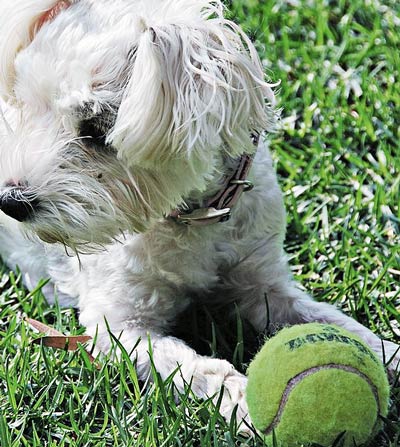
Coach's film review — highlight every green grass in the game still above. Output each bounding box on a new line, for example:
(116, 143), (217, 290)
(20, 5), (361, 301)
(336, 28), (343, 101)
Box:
(1, 0), (400, 445)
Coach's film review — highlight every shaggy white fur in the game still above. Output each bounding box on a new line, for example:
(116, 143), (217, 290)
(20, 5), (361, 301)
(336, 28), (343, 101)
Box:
(0, 0), (398, 432)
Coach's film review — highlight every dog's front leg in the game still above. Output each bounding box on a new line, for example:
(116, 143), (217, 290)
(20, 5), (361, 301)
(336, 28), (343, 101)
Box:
(79, 303), (249, 429)
(141, 334), (249, 425)
(287, 287), (400, 372)
(224, 245), (399, 372)
(224, 256), (399, 372)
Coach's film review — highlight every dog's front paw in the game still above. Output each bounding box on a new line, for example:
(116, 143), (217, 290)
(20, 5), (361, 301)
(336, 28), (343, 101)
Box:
(191, 358), (250, 432)
(222, 368), (252, 434)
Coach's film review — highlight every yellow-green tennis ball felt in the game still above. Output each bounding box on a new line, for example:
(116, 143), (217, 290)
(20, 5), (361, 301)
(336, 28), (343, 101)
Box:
(246, 323), (390, 447)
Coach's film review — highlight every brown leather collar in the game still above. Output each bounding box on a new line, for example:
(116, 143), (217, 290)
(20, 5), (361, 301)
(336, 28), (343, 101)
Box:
(169, 134), (259, 226)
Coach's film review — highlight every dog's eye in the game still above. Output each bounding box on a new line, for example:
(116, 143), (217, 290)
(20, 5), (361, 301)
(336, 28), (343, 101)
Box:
(79, 118), (107, 146)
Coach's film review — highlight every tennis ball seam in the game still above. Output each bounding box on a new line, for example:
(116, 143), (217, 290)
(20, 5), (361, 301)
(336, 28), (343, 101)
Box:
(262, 363), (381, 435)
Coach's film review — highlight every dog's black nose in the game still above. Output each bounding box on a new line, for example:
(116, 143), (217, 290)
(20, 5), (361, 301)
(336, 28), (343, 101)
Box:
(0, 188), (39, 222)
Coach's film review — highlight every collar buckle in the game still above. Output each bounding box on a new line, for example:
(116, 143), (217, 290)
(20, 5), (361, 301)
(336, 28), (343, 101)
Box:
(175, 207), (232, 226)
(229, 179), (254, 192)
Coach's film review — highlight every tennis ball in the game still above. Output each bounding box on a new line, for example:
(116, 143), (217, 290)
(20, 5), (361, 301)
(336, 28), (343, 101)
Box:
(246, 323), (390, 447)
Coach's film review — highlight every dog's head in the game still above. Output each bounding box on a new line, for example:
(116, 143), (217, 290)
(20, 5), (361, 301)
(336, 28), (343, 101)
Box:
(0, 0), (275, 250)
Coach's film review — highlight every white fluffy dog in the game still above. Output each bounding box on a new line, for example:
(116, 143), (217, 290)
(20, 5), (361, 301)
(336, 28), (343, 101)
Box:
(0, 0), (398, 429)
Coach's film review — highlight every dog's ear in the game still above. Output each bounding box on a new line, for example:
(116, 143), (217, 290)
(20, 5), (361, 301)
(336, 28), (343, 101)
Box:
(110, 17), (276, 168)
(0, 0), (72, 99)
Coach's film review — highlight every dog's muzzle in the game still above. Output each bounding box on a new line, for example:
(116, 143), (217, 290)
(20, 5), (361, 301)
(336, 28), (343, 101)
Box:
(0, 187), (39, 222)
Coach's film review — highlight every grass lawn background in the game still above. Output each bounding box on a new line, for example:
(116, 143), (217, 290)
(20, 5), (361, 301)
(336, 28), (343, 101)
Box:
(1, 0), (399, 445)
